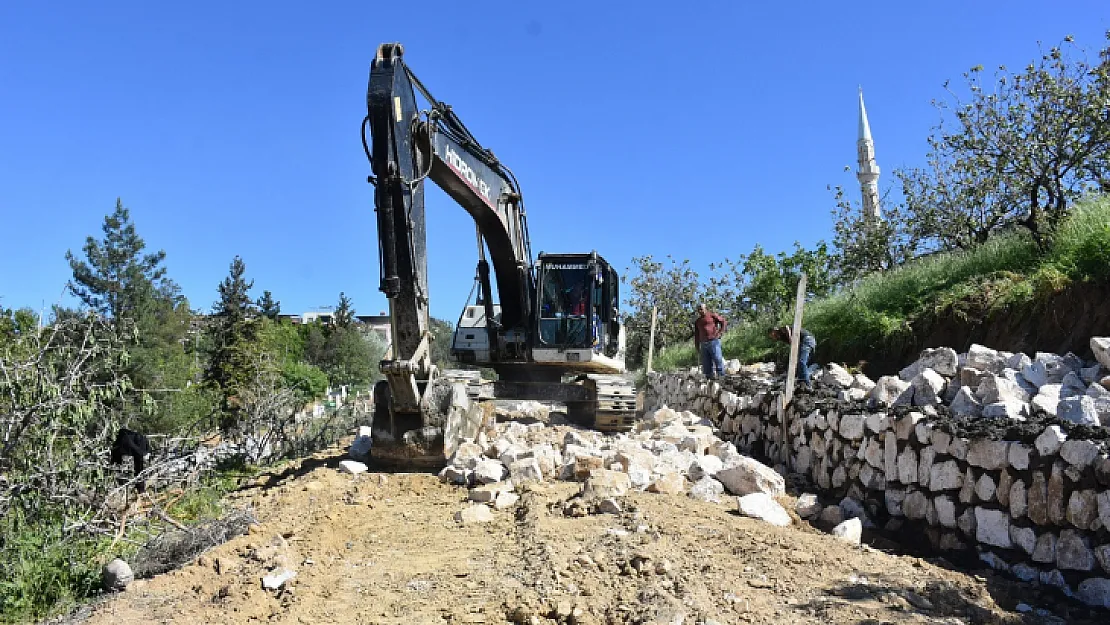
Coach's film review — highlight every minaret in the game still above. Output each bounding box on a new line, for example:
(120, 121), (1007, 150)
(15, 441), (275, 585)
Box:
(856, 88), (881, 221)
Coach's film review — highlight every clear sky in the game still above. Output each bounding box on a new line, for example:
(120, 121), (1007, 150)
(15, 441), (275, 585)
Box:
(2, 1), (1107, 322)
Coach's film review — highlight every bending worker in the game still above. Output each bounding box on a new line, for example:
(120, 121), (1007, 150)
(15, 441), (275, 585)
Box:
(693, 304), (727, 379)
(770, 325), (817, 390)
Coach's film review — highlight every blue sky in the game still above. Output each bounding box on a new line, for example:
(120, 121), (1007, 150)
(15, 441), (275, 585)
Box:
(1, 1), (1107, 322)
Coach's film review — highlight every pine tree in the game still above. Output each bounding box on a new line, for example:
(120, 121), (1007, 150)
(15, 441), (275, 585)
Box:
(206, 256), (258, 428)
(65, 199), (170, 323)
(334, 292), (355, 327)
(257, 290), (281, 320)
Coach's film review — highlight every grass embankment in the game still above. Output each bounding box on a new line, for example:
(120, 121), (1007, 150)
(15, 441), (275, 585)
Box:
(655, 195), (1110, 372)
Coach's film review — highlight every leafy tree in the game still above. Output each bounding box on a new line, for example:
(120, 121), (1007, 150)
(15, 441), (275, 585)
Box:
(333, 292), (355, 327)
(897, 34), (1110, 249)
(205, 255), (258, 427)
(829, 185), (921, 282)
(257, 290), (281, 320)
(621, 256), (703, 369)
(429, 317), (458, 370)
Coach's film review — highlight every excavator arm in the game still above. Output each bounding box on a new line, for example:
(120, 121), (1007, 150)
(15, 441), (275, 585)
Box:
(364, 43), (534, 417)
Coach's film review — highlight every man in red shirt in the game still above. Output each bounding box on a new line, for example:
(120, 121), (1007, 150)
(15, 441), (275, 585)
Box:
(693, 304), (727, 379)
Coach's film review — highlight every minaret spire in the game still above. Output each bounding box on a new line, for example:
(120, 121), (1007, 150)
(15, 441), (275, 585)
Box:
(856, 87), (881, 221)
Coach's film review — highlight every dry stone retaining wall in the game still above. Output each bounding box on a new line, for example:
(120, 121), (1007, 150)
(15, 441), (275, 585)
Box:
(644, 353), (1110, 609)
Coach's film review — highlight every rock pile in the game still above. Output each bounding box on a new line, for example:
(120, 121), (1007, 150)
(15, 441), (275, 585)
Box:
(645, 338), (1110, 609)
(428, 403), (790, 527)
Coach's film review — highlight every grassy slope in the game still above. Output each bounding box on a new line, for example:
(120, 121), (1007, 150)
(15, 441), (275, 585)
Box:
(655, 195), (1110, 372)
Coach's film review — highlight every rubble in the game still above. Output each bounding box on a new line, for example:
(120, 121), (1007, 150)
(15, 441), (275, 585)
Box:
(737, 493), (791, 527)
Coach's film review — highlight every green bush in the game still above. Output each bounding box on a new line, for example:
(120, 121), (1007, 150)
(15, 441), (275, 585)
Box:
(0, 510), (106, 623)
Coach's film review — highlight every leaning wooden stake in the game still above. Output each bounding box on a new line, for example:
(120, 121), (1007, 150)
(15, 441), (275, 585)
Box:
(645, 305), (658, 373)
(781, 273), (808, 463)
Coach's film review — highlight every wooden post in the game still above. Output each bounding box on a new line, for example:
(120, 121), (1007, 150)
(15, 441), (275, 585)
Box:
(645, 305), (658, 373)
(781, 273), (808, 463)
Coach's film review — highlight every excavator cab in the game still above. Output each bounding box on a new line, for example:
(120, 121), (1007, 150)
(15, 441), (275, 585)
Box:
(532, 253), (625, 370)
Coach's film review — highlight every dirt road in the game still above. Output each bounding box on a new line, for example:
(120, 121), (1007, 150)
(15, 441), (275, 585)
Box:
(69, 441), (1108, 625)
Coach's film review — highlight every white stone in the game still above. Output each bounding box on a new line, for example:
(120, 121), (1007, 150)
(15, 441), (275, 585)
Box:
(1061, 439), (1100, 468)
(493, 491), (519, 510)
(737, 493), (791, 527)
(902, 491), (929, 520)
(868, 376), (913, 408)
(1057, 529), (1095, 571)
(716, 456), (785, 497)
(1010, 525), (1036, 554)
(1010, 480), (1027, 518)
(1008, 444), (1031, 471)
(851, 373), (876, 392)
(510, 457), (544, 483)
(839, 497), (873, 527)
(894, 413), (923, 440)
(974, 474), (997, 502)
(1035, 425), (1067, 456)
(1077, 578), (1110, 609)
(473, 459), (507, 484)
(837, 414), (867, 440)
(831, 518), (862, 545)
(911, 369), (946, 406)
(262, 568), (296, 590)
(689, 477), (725, 503)
(1007, 352), (1033, 372)
(338, 459), (369, 475)
(1083, 364), (1107, 386)
(919, 347), (959, 377)
(974, 507), (1011, 548)
(455, 504), (495, 524)
(899, 360), (925, 382)
(1058, 396), (1100, 426)
(1095, 544), (1110, 575)
(918, 446), (934, 488)
(934, 495), (956, 527)
(967, 344), (1006, 374)
(1032, 393), (1060, 416)
(982, 401), (1027, 420)
(976, 375), (1029, 405)
(582, 469), (632, 499)
(349, 426), (373, 459)
(821, 363), (855, 388)
(884, 488), (905, 516)
(1091, 337), (1110, 370)
(866, 413), (889, 434)
(648, 472), (687, 495)
(102, 558), (134, 591)
(1067, 490), (1099, 530)
(1062, 371), (1088, 397)
(468, 481), (514, 503)
(1099, 490), (1110, 532)
(1033, 532), (1057, 563)
(688, 454), (725, 481)
(949, 387), (983, 417)
(929, 460), (963, 491)
(439, 465), (469, 485)
(966, 440), (1009, 470)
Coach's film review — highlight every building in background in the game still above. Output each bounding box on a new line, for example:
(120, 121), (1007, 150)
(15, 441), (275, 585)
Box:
(856, 88), (882, 221)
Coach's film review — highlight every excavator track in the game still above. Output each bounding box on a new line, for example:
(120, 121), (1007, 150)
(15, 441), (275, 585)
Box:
(566, 374), (638, 432)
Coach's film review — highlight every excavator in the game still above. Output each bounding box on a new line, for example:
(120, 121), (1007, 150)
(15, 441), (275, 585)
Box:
(363, 43), (637, 466)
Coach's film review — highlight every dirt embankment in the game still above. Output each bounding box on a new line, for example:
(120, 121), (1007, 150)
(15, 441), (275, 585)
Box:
(64, 444), (1104, 625)
(834, 280), (1110, 377)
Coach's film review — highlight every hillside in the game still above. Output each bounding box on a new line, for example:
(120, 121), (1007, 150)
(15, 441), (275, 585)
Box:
(655, 195), (1110, 376)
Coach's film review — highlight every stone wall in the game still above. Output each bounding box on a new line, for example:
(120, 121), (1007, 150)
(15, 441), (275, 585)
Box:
(644, 363), (1110, 608)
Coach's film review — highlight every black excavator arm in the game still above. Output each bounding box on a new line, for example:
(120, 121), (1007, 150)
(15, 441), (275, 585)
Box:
(364, 42), (534, 416)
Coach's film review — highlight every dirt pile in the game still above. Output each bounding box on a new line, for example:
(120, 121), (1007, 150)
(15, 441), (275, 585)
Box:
(74, 448), (1059, 625)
